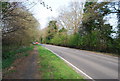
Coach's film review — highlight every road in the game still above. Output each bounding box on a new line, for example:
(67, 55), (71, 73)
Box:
(43, 44), (118, 80)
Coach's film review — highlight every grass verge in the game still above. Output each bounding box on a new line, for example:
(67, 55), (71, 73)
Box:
(38, 45), (85, 80)
(2, 45), (34, 69)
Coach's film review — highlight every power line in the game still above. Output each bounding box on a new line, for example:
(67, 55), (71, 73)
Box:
(25, 0), (52, 11)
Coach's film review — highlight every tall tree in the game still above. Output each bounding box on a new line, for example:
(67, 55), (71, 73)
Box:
(81, 2), (113, 50)
(2, 2), (40, 53)
(46, 20), (58, 41)
(57, 1), (84, 34)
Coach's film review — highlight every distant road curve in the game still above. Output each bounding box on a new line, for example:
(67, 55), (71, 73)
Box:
(43, 44), (118, 80)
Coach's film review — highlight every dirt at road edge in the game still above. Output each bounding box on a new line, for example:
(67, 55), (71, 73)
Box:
(3, 46), (41, 79)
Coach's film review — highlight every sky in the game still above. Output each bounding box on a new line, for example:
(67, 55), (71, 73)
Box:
(24, 0), (118, 31)
(28, 0), (72, 29)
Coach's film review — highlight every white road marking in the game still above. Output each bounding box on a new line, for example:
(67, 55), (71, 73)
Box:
(44, 46), (95, 81)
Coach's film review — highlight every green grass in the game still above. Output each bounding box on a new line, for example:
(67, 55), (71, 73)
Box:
(5, 69), (17, 75)
(38, 45), (85, 80)
(2, 46), (34, 69)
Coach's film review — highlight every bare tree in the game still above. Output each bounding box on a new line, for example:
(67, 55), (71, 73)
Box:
(57, 1), (84, 34)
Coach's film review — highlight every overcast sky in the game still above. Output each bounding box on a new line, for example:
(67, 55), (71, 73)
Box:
(26, 0), (118, 30)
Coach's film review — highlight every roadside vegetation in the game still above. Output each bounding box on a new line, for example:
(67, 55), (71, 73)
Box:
(1, 2), (40, 69)
(40, 2), (120, 55)
(38, 45), (85, 79)
(2, 46), (34, 69)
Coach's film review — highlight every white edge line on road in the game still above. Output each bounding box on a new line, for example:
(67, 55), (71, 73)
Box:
(44, 46), (95, 81)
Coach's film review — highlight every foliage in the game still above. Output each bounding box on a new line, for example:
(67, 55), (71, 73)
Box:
(46, 21), (58, 42)
(41, 2), (120, 54)
(2, 2), (40, 68)
(2, 2), (40, 52)
(50, 33), (68, 46)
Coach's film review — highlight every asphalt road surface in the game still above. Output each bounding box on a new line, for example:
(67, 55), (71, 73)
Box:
(43, 44), (118, 80)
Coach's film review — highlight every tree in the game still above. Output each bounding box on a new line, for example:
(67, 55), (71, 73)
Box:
(57, 1), (84, 34)
(2, 2), (40, 54)
(46, 20), (58, 42)
(80, 2), (113, 51)
(40, 1), (119, 54)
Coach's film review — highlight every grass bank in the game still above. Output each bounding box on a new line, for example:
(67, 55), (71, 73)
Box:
(37, 45), (85, 80)
(2, 46), (34, 69)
